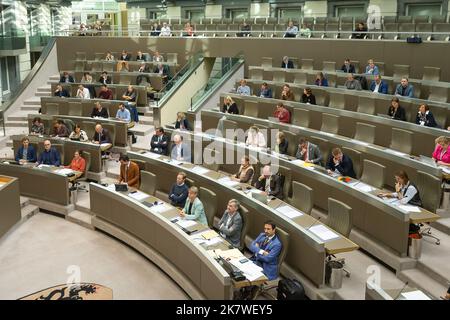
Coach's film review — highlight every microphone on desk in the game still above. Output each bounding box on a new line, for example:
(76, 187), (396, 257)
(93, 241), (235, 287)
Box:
(393, 281), (409, 300)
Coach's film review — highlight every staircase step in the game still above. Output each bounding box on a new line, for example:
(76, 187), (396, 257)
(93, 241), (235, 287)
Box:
(35, 92), (51, 97)
(7, 115), (29, 122)
(66, 210), (94, 230)
(20, 196), (30, 208)
(23, 97), (41, 105)
(49, 75), (60, 80)
(398, 268), (447, 299)
(129, 123), (154, 136)
(21, 204), (39, 220)
(21, 105), (41, 111)
(5, 122), (28, 127)
(47, 80), (59, 85)
(36, 86), (51, 93)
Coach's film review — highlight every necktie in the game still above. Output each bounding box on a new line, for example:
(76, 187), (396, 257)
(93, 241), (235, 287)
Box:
(262, 237), (269, 248)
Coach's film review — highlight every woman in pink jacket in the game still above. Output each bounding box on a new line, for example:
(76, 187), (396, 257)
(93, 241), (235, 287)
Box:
(432, 136), (450, 166)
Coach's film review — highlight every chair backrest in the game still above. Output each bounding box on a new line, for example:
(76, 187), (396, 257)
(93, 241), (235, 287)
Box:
(102, 123), (116, 146)
(140, 170), (157, 196)
(277, 165), (291, 200)
(275, 227), (289, 276)
(63, 119), (75, 133)
(290, 181), (313, 215)
(301, 58), (314, 70)
(309, 136), (329, 166)
(393, 64), (410, 79)
(46, 103), (59, 115)
(320, 113), (339, 134)
(329, 92), (346, 110)
(94, 52), (104, 60)
(390, 128), (413, 154)
(166, 53), (178, 64)
(52, 144), (64, 165)
(185, 177), (195, 188)
(326, 198), (352, 238)
(281, 130), (296, 156)
(243, 100), (259, 118)
(272, 70), (285, 83)
(417, 170), (442, 213)
(357, 96), (375, 115)
(322, 61), (336, 72)
(422, 66), (441, 82)
(249, 68), (263, 80)
(292, 108), (310, 128)
(360, 159), (385, 189)
(293, 72), (307, 84)
(342, 147), (362, 178)
(428, 86), (448, 103)
(221, 119), (237, 138)
(239, 204), (249, 251)
(131, 159), (146, 171)
(203, 148), (220, 172)
(199, 187), (217, 227)
(354, 122), (376, 144)
(81, 151), (91, 177)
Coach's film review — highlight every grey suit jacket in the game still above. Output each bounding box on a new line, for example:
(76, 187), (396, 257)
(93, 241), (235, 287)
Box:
(218, 211), (243, 248)
(171, 142), (192, 162)
(295, 142), (322, 164)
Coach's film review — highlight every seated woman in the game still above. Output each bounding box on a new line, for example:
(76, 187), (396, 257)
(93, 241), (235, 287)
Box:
(65, 150), (86, 175)
(222, 96), (239, 114)
(432, 136), (450, 167)
(314, 72), (328, 87)
(105, 51), (114, 61)
(378, 170), (422, 206)
(301, 87), (316, 105)
(416, 104), (438, 128)
(30, 117), (44, 135)
(175, 112), (190, 130)
(69, 124), (89, 142)
(274, 131), (289, 155)
(280, 84), (295, 101)
(246, 126), (266, 148)
(388, 97), (406, 121)
(232, 155), (255, 184)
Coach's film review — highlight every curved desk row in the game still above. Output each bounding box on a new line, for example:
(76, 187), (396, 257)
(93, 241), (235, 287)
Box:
(199, 110), (444, 185)
(0, 176), (21, 239)
(157, 128), (439, 262)
(128, 150), (358, 287)
(220, 91), (446, 157)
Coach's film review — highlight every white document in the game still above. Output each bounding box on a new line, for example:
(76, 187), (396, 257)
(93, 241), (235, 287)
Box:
(55, 168), (74, 175)
(276, 205), (303, 219)
(203, 237), (223, 247)
(129, 191), (148, 201)
(217, 176), (240, 187)
(0, 181), (6, 187)
(176, 219), (197, 229)
(401, 290), (431, 300)
(143, 152), (161, 159)
(37, 164), (50, 169)
(353, 182), (376, 192)
(106, 184), (116, 192)
(441, 167), (450, 175)
(309, 224), (340, 241)
(229, 259), (264, 281)
(100, 143), (112, 148)
(397, 205), (421, 213)
(191, 166), (210, 175)
(290, 159), (304, 166)
(150, 203), (172, 214)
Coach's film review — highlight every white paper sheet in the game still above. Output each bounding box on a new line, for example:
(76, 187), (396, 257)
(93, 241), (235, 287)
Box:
(37, 164), (51, 168)
(397, 205), (422, 213)
(143, 152), (161, 159)
(442, 167), (450, 174)
(191, 166), (210, 175)
(129, 191), (148, 201)
(401, 290), (431, 300)
(217, 176), (240, 187)
(229, 258), (265, 281)
(54, 168), (74, 175)
(309, 224), (340, 241)
(203, 237), (223, 246)
(175, 219), (197, 228)
(276, 205), (303, 219)
(106, 184), (116, 192)
(290, 159), (304, 166)
(353, 182), (376, 192)
(149, 203), (172, 214)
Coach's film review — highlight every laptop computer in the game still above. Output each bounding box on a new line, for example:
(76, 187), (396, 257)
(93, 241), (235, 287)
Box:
(114, 184), (128, 192)
(252, 191), (268, 204)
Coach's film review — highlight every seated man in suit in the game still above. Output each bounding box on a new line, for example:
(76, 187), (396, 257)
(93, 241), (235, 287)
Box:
(54, 84), (70, 98)
(281, 56), (294, 69)
(218, 199), (243, 248)
(394, 77), (414, 98)
(295, 137), (322, 164)
(52, 120), (70, 138)
(135, 50), (147, 62)
(178, 186), (208, 226)
(118, 154), (140, 188)
(15, 137), (37, 164)
(326, 147), (356, 178)
(136, 62), (151, 85)
(249, 221), (282, 281)
(340, 58), (355, 73)
(258, 82), (272, 98)
(168, 172), (189, 208)
(37, 140), (61, 166)
(92, 124), (112, 146)
(254, 165), (283, 199)
(150, 127), (169, 155)
(59, 71), (74, 83)
(171, 134), (191, 162)
(369, 74), (388, 94)
(154, 63), (170, 84)
(91, 101), (109, 118)
(98, 71), (112, 85)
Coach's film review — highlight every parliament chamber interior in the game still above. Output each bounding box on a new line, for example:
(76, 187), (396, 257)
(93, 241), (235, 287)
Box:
(0, 0), (450, 302)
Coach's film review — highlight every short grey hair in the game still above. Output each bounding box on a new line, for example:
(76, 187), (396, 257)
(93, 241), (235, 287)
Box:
(229, 199), (240, 209)
(189, 186), (198, 194)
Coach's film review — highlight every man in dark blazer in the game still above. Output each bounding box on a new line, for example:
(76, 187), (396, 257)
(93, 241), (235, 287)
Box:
(326, 148), (356, 178)
(281, 56), (294, 69)
(340, 59), (356, 73)
(254, 165), (284, 199)
(98, 71), (112, 85)
(369, 75), (388, 94)
(218, 199), (243, 248)
(92, 124), (112, 145)
(295, 137), (322, 164)
(150, 127), (169, 155)
(15, 137), (37, 163)
(59, 71), (74, 83)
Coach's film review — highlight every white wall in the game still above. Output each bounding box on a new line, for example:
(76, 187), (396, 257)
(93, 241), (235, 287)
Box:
(369, 0), (397, 17)
(167, 6), (181, 19)
(303, 1), (328, 17)
(205, 5), (222, 19)
(250, 3), (270, 18)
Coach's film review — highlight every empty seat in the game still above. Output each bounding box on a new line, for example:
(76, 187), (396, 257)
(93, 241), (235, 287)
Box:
(251, 24), (264, 37)
(216, 24), (228, 37)
(326, 198), (352, 238)
(398, 23), (416, 39)
(221, 119), (237, 138)
(301, 58), (314, 70)
(283, 131), (298, 156)
(340, 23), (353, 39)
(431, 15), (447, 24)
(433, 23), (450, 41)
(428, 86), (449, 103)
(354, 122), (376, 144)
(292, 108), (310, 128)
(320, 113), (339, 134)
(90, 61), (102, 72)
(74, 61), (86, 71)
(383, 23), (398, 39)
(329, 92), (346, 110)
(140, 171), (157, 195)
(416, 23), (433, 40)
(166, 53), (178, 64)
(350, 60), (360, 73)
(383, 16), (397, 24)
(238, 205), (249, 251)
(390, 128), (413, 154)
(342, 147), (362, 178)
(393, 64), (410, 79)
(398, 16), (413, 23)
(277, 165), (292, 200)
(199, 187), (217, 228)
(360, 160), (386, 189)
(414, 15), (429, 23)
(326, 23), (339, 38)
(315, 17), (327, 24)
(267, 17), (277, 24)
(374, 61), (385, 76)
(290, 181), (313, 215)
(340, 17), (353, 24)
(312, 23), (325, 38)
(357, 96), (375, 115)
(322, 61), (336, 72)
(243, 100), (259, 118)
(327, 73), (338, 88)
(417, 171), (442, 213)
(261, 57), (273, 68)
(94, 53), (104, 60)
(272, 70), (286, 83)
(422, 66), (441, 81)
(249, 68), (263, 80)
(263, 24), (275, 37)
(293, 72), (307, 84)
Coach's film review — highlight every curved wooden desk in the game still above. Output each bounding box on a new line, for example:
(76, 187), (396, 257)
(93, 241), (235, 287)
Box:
(0, 175), (21, 238)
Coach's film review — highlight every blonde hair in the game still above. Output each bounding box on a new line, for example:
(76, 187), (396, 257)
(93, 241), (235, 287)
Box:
(435, 136), (450, 145)
(225, 96), (234, 104)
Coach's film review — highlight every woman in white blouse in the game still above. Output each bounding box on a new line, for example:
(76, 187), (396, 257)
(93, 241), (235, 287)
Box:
(246, 126), (266, 148)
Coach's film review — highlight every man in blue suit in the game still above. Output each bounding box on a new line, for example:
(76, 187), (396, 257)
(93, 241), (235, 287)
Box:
(369, 75), (388, 94)
(15, 137), (37, 164)
(37, 140), (61, 166)
(249, 221), (282, 281)
(395, 78), (414, 98)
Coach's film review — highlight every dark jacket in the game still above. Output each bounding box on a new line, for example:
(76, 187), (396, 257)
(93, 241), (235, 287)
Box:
(388, 105), (407, 121)
(296, 142), (322, 164)
(93, 128), (112, 144)
(175, 119), (190, 131)
(150, 133), (169, 155)
(59, 75), (74, 83)
(326, 154), (356, 178)
(258, 88), (273, 98)
(37, 148), (61, 166)
(15, 145), (37, 162)
(341, 64), (355, 73)
(98, 76), (112, 85)
(276, 140), (289, 155)
(168, 183), (189, 207)
(255, 174), (284, 199)
(223, 102), (239, 114)
(119, 53), (131, 61)
(369, 80), (389, 94)
(281, 60), (294, 69)
(416, 111), (438, 128)
(55, 89), (70, 97)
(315, 78), (328, 87)
(91, 107), (109, 118)
(301, 94), (316, 105)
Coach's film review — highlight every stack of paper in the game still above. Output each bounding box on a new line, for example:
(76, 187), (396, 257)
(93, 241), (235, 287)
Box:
(276, 205), (303, 219)
(353, 182), (376, 192)
(191, 166), (210, 175)
(128, 191), (148, 201)
(55, 168), (74, 175)
(175, 219), (197, 229)
(149, 203), (172, 214)
(217, 176), (240, 187)
(442, 167), (450, 175)
(143, 152), (161, 159)
(218, 248), (242, 260)
(401, 290), (431, 300)
(201, 230), (220, 240)
(229, 259), (265, 281)
(37, 164), (50, 169)
(397, 205), (421, 213)
(105, 184), (116, 192)
(309, 224), (340, 242)
(290, 159), (304, 166)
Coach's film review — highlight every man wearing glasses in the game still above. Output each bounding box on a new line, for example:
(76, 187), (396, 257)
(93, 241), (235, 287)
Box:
(36, 140), (61, 166)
